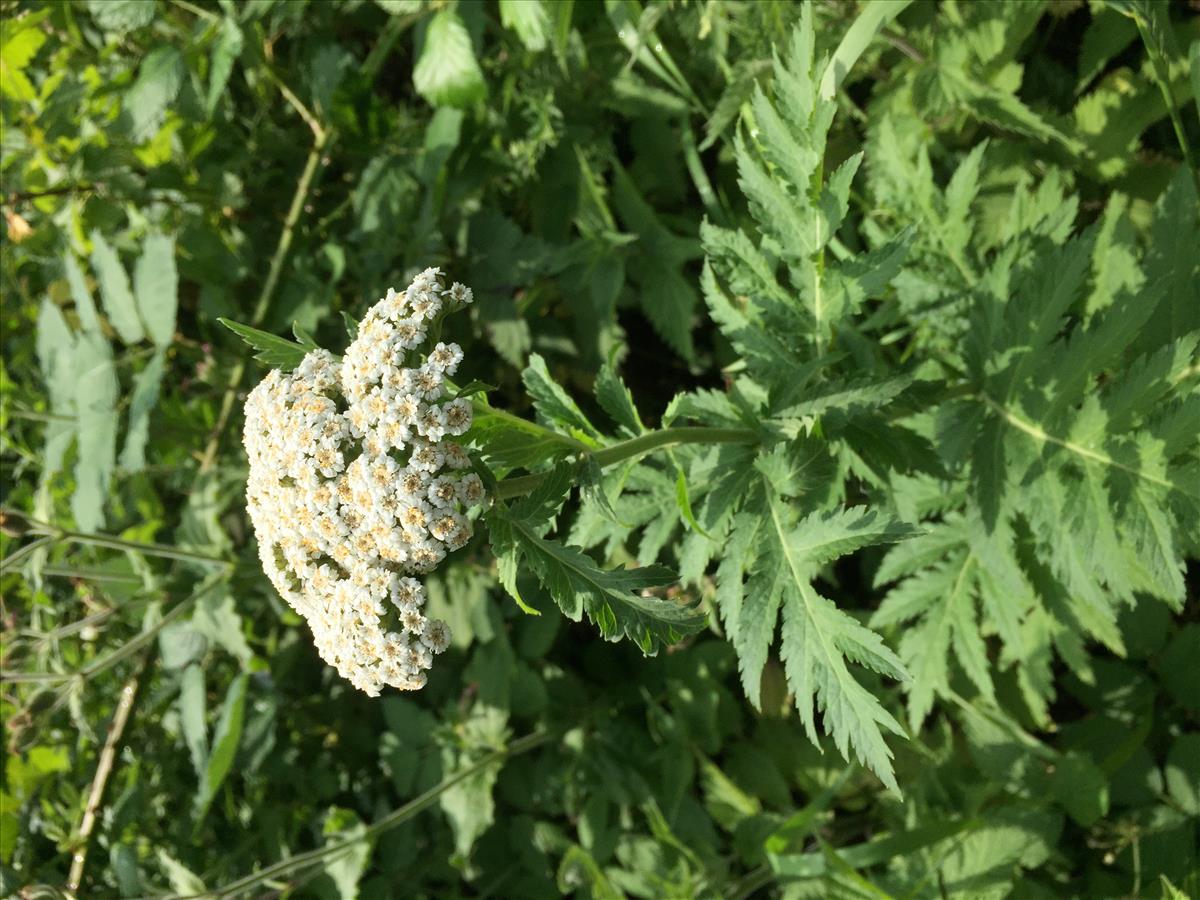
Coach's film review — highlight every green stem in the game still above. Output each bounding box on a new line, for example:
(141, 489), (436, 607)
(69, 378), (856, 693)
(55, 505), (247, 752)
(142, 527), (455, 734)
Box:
(5, 511), (232, 568)
(0, 576), (224, 685)
(479, 404), (593, 452)
(492, 426), (759, 501)
(1132, 9), (1196, 178)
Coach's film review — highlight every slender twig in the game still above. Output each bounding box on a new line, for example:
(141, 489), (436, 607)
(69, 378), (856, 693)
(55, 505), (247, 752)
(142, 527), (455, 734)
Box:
(725, 864), (774, 900)
(169, 0), (218, 20)
(5, 408), (76, 424)
(198, 13), (418, 475)
(262, 67), (326, 142)
(0, 535), (55, 571)
(65, 652), (150, 896)
(1, 510), (231, 567)
(880, 28), (924, 63)
(1, 575), (223, 685)
(361, 14), (414, 82)
(201, 729), (557, 899)
(3, 184), (99, 205)
(477, 403), (594, 453)
(1128, 6), (1196, 178)
(39, 566), (143, 584)
(19, 607), (117, 642)
(198, 123), (328, 473)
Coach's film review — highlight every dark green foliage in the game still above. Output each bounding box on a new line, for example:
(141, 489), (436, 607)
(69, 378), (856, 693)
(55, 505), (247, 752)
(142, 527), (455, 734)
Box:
(3, 1), (1198, 898)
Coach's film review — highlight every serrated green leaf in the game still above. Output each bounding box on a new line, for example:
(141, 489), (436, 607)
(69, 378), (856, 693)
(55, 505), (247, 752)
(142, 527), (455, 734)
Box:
(178, 664), (208, 779)
(218, 318), (313, 370)
(90, 231), (143, 344)
(721, 490), (915, 789)
(127, 45), (185, 141)
(487, 482), (704, 654)
(594, 361), (644, 435)
(87, 0), (155, 33)
(71, 331), (118, 531)
(522, 353), (601, 439)
(133, 233), (177, 348)
(119, 348), (166, 472)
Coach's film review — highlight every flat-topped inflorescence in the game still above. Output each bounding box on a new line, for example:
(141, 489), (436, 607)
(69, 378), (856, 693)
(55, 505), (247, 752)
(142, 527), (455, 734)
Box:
(243, 268), (480, 696)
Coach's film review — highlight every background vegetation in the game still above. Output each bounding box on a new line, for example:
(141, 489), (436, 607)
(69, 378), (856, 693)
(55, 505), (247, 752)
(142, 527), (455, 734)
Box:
(2, 0), (1198, 897)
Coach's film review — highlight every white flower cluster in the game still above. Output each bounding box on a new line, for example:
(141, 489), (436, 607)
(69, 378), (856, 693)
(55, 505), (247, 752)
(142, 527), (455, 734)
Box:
(243, 268), (482, 696)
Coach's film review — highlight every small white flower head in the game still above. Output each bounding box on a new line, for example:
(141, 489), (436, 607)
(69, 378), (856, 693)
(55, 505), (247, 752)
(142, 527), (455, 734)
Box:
(409, 289), (443, 321)
(421, 619), (452, 654)
(427, 475), (459, 508)
(243, 270), (483, 696)
(443, 442), (472, 470)
(443, 398), (472, 436)
(457, 472), (485, 505)
(445, 282), (473, 306)
(428, 341), (464, 375)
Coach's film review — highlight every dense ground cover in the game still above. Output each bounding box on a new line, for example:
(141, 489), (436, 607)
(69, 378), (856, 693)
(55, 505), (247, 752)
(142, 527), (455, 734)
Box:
(2, 0), (1198, 897)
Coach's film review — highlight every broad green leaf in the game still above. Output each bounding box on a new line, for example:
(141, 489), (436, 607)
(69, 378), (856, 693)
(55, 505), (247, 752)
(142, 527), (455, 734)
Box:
(0, 15), (45, 100)
(35, 298), (76, 482)
(1165, 733), (1200, 816)
(699, 758), (761, 831)
(1051, 752), (1109, 826)
(611, 164), (700, 361)
(191, 590), (253, 664)
(87, 0), (155, 33)
(769, 817), (980, 879)
(159, 622), (207, 670)
(62, 254), (100, 334)
(499, 0), (549, 52)
(320, 808), (371, 899)
(206, 17), (243, 116)
(439, 705), (506, 857)
(178, 664), (208, 779)
(126, 46), (185, 141)
(413, 10), (486, 109)
(155, 850), (207, 896)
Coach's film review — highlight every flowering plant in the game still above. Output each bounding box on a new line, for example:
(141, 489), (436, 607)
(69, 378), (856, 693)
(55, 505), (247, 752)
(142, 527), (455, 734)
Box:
(240, 269), (481, 695)
(221, 9), (1200, 796)
(6, 0), (1200, 894)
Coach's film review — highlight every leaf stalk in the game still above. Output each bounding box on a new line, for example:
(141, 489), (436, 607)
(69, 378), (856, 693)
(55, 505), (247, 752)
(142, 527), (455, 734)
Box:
(491, 426), (760, 500)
